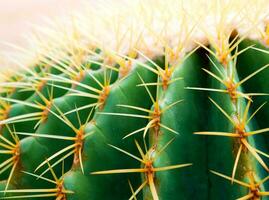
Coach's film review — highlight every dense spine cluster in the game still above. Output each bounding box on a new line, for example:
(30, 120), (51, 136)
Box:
(0, 0), (269, 199)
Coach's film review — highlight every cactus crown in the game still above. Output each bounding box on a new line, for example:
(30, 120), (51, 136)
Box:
(0, 0), (269, 200)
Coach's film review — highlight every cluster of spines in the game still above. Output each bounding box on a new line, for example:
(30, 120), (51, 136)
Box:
(0, 42), (111, 199)
(0, 38), (269, 200)
(191, 23), (269, 199)
(0, 1), (269, 199)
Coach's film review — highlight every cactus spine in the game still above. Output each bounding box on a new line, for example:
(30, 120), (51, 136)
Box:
(1, 0), (269, 199)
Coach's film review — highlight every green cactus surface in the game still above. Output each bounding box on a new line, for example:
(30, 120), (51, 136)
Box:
(1, 0), (269, 199)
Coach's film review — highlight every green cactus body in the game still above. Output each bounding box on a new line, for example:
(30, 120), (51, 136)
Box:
(1, 1), (269, 200)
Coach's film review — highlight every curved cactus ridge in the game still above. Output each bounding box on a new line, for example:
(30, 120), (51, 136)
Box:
(0, 0), (269, 199)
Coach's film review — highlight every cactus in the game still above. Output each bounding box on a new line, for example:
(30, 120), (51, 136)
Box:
(0, 0), (269, 199)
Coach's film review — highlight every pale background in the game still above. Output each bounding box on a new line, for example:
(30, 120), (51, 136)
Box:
(0, 0), (85, 72)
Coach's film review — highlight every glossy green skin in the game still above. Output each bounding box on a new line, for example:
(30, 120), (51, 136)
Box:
(0, 181), (14, 198)
(150, 51), (209, 199)
(205, 57), (264, 199)
(0, 41), (269, 200)
(237, 40), (269, 140)
(71, 63), (157, 200)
